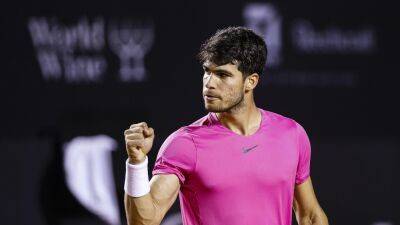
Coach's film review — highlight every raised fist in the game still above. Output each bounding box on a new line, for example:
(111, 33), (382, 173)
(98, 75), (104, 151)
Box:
(124, 122), (155, 164)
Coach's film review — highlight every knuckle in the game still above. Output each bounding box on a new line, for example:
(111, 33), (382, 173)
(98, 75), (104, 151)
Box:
(130, 122), (142, 128)
(130, 127), (143, 132)
(126, 133), (143, 140)
(138, 122), (148, 128)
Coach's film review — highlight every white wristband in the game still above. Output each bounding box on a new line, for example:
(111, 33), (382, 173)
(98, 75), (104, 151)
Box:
(124, 156), (150, 197)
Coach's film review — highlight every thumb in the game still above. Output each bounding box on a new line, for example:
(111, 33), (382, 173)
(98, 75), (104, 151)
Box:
(143, 127), (154, 137)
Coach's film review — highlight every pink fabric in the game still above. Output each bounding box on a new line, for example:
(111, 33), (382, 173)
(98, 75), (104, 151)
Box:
(152, 108), (311, 225)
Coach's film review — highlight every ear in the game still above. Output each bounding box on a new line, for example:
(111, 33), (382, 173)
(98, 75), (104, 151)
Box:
(245, 73), (259, 91)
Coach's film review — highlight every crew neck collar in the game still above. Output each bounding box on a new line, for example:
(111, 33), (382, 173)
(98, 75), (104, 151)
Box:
(208, 107), (268, 137)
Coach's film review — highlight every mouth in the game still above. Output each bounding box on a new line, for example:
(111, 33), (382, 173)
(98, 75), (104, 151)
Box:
(204, 94), (219, 101)
(204, 96), (218, 101)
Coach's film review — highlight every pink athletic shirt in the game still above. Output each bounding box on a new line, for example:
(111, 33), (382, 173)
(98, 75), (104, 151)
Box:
(152, 108), (311, 225)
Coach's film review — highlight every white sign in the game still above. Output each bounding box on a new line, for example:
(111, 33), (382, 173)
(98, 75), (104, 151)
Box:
(27, 17), (154, 83)
(63, 135), (121, 225)
(109, 21), (154, 82)
(291, 19), (375, 54)
(243, 3), (282, 67)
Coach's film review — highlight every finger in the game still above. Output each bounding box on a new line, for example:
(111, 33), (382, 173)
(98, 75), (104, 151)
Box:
(124, 129), (134, 135)
(125, 133), (144, 140)
(129, 127), (144, 133)
(130, 122), (148, 129)
(143, 127), (154, 137)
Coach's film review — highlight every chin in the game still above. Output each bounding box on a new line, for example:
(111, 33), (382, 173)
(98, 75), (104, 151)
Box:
(204, 103), (226, 113)
(204, 104), (216, 112)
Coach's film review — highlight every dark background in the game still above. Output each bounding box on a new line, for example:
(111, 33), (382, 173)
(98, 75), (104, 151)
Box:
(1, 0), (399, 224)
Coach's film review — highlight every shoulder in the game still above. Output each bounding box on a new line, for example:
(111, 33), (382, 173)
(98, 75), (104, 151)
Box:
(261, 109), (310, 148)
(156, 127), (196, 161)
(161, 127), (194, 149)
(179, 113), (214, 136)
(160, 113), (208, 146)
(262, 109), (300, 130)
(261, 108), (310, 140)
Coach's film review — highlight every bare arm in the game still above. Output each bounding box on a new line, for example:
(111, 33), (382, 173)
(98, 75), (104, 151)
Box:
(124, 122), (181, 225)
(125, 173), (180, 225)
(293, 177), (329, 225)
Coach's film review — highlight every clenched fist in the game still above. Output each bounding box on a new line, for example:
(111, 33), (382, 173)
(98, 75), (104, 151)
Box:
(124, 122), (155, 164)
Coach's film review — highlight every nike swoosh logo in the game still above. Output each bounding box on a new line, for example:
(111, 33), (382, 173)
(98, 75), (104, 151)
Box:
(242, 145), (258, 153)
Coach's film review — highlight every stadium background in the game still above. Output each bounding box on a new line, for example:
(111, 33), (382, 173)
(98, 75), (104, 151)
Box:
(1, 0), (399, 224)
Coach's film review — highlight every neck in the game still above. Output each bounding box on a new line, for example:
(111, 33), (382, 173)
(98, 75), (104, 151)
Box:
(215, 95), (261, 136)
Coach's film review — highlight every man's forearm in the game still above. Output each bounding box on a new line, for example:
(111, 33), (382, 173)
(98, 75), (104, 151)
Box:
(297, 208), (329, 225)
(124, 192), (158, 225)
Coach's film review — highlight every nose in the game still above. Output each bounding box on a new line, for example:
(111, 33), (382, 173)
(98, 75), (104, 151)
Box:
(204, 73), (216, 89)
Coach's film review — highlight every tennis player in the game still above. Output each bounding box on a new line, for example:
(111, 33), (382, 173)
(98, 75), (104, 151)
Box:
(124, 27), (329, 225)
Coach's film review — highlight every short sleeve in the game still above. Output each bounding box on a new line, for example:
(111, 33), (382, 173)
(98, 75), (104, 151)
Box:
(152, 128), (197, 186)
(295, 122), (311, 185)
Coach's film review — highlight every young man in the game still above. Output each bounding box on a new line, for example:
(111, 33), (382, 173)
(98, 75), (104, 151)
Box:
(123, 27), (329, 225)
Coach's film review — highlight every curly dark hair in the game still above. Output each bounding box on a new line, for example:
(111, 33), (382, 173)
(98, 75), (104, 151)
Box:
(197, 26), (267, 79)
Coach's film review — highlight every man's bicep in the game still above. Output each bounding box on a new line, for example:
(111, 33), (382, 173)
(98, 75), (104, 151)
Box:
(293, 177), (319, 215)
(149, 173), (180, 220)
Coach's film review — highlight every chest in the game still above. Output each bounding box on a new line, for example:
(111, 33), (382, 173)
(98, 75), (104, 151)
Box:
(190, 132), (299, 193)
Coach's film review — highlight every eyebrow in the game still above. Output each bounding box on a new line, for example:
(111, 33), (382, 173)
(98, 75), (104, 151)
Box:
(202, 65), (233, 75)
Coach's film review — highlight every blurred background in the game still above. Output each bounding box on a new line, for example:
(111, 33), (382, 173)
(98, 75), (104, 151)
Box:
(1, 0), (399, 224)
